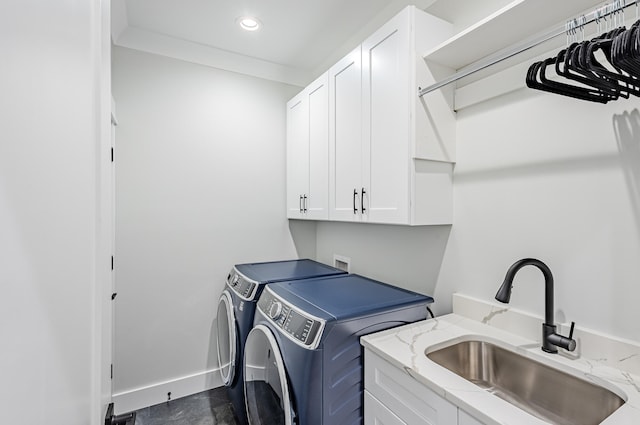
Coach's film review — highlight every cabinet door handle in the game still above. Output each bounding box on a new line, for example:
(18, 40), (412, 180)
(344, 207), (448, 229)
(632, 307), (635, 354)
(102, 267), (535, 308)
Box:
(299, 195), (303, 213)
(353, 189), (358, 214)
(361, 188), (366, 213)
(303, 195), (308, 212)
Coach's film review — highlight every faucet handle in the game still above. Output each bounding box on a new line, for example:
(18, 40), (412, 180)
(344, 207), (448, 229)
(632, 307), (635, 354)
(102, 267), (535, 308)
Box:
(568, 321), (575, 340)
(562, 321), (577, 352)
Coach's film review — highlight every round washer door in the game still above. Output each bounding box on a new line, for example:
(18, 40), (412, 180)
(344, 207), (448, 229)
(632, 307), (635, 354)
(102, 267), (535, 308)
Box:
(216, 290), (237, 386)
(244, 324), (294, 425)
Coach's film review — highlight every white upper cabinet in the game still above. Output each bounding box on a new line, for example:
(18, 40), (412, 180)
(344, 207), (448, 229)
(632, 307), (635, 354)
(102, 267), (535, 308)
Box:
(328, 47), (363, 222)
(286, 72), (329, 220)
(286, 90), (308, 219)
(288, 5), (455, 225)
(306, 74), (330, 219)
(329, 6), (455, 225)
(361, 10), (412, 224)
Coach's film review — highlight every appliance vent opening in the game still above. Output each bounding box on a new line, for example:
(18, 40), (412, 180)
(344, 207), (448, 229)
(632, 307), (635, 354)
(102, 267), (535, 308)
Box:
(333, 254), (351, 273)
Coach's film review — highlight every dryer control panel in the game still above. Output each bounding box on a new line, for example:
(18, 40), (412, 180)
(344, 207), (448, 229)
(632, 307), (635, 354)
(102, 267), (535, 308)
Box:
(227, 269), (257, 300)
(257, 288), (324, 349)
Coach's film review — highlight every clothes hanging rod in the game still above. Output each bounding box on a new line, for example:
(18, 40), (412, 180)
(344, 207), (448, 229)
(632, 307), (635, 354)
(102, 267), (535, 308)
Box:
(417, 0), (637, 98)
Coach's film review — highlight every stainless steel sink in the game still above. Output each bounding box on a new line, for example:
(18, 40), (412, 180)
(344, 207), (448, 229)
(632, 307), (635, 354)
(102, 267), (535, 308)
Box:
(426, 340), (625, 425)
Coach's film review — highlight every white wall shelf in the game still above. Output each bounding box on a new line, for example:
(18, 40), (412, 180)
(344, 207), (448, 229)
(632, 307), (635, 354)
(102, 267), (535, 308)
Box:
(422, 0), (603, 70)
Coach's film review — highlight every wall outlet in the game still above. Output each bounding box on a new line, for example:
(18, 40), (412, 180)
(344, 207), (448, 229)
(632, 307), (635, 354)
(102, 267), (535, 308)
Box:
(333, 254), (351, 272)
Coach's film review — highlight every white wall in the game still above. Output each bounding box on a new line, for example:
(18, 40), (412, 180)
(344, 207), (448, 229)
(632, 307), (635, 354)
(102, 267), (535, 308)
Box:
(440, 88), (640, 342)
(315, 82), (640, 344)
(0, 1), (110, 424)
(316, 223), (451, 299)
(111, 47), (305, 411)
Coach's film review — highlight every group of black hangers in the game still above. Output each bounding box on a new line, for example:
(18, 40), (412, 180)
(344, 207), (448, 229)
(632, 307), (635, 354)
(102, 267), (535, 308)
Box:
(526, 18), (640, 103)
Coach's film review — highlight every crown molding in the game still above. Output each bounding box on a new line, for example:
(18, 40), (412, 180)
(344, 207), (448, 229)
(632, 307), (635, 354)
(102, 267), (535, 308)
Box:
(113, 26), (310, 87)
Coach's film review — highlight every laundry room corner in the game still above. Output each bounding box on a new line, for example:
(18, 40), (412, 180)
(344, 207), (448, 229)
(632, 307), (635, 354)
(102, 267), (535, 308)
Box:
(287, 220), (318, 260)
(110, 46), (302, 412)
(314, 221), (453, 314)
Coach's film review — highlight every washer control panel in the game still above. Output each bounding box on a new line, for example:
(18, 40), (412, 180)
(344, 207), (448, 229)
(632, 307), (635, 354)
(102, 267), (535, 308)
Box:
(257, 288), (324, 349)
(227, 269), (257, 300)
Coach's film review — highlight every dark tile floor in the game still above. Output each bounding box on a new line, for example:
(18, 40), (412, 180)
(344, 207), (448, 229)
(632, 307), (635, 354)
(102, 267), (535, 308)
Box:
(134, 388), (240, 425)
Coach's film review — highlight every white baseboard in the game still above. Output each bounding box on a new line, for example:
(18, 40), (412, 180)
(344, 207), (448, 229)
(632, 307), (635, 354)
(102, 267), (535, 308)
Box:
(112, 368), (224, 414)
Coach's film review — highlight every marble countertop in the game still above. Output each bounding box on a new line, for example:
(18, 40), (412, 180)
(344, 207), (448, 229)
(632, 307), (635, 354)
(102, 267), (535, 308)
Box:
(361, 313), (640, 425)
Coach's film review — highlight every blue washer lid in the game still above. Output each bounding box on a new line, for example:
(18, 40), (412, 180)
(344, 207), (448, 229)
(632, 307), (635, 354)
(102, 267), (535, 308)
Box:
(270, 274), (433, 320)
(234, 259), (345, 284)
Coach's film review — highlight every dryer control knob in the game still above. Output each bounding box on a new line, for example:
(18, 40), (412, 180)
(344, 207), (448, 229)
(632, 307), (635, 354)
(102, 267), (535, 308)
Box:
(230, 275), (239, 287)
(268, 301), (283, 320)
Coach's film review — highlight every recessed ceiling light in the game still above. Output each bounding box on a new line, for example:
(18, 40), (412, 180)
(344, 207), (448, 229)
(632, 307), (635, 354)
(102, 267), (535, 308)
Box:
(237, 16), (261, 31)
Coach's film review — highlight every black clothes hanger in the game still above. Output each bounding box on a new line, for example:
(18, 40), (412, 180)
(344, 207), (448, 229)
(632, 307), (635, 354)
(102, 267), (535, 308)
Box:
(612, 20), (640, 78)
(581, 27), (639, 98)
(526, 57), (612, 103)
(528, 40), (616, 102)
(526, 10), (640, 103)
(586, 33), (640, 98)
(559, 40), (622, 99)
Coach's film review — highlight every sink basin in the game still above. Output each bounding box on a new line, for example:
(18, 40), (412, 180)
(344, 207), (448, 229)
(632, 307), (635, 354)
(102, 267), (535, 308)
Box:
(426, 339), (625, 425)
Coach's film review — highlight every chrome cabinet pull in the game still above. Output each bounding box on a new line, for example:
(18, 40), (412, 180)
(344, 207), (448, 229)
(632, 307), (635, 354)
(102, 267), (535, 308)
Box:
(361, 188), (366, 213)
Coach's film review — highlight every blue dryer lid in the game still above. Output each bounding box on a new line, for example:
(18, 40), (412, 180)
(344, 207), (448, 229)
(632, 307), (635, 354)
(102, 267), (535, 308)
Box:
(270, 274), (433, 320)
(234, 259), (345, 284)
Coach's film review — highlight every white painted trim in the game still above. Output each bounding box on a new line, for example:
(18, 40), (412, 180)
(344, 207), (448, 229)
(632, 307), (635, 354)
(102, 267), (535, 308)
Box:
(95, 1), (114, 423)
(112, 368), (223, 414)
(111, 96), (118, 126)
(114, 27), (310, 87)
(110, 0), (129, 43)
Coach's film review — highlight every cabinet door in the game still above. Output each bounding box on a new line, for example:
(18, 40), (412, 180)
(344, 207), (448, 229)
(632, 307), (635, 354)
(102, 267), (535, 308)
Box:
(306, 73), (329, 220)
(362, 8), (411, 224)
(365, 349), (458, 425)
(365, 391), (407, 425)
(286, 92), (309, 219)
(458, 410), (484, 425)
(329, 47), (363, 221)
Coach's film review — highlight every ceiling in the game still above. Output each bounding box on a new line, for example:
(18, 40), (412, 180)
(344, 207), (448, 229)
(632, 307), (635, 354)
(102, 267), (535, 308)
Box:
(111, 0), (513, 86)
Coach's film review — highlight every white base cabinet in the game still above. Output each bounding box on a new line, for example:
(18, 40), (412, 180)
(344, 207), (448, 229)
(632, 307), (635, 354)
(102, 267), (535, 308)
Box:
(365, 392), (409, 425)
(365, 349), (485, 425)
(459, 410), (484, 425)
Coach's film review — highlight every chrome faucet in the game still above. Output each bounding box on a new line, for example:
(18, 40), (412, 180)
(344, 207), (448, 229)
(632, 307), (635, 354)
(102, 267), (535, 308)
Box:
(495, 258), (576, 353)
